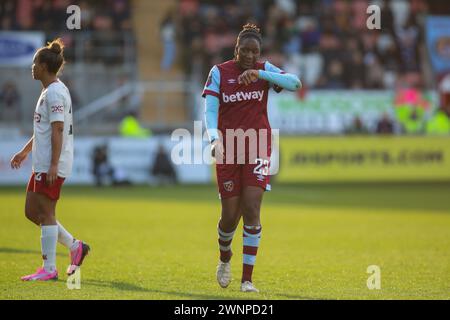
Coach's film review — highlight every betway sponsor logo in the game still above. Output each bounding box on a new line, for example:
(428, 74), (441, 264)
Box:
(222, 90), (264, 103)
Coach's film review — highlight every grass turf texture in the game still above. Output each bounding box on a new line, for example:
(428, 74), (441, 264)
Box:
(0, 183), (449, 300)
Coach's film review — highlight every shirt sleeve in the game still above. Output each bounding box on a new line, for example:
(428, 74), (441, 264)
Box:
(264, 61), (285, 74)
(264, 61), (286, 93)
(204, 95), (220, 142)
(262, 61), (301, 92)
(46, 88), (65, 123)
(202, 65), (221, 99)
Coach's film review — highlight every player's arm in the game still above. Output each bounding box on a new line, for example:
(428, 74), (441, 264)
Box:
(202, 66), (224, 160)
(47, 91), (65, 185)
(258, 70), (301, 91)
(205, 95), (224, 160)
(205, 95), (220, 143)
(238, 61), (301, 91)
(10, 135), (34, 169)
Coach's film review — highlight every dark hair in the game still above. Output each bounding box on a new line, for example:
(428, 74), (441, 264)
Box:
(36, 38), (65, 75)
(234, 23), (262, 60)
(237, 23), (262, 46)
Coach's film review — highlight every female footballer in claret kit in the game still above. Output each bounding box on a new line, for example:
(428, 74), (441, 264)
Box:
(10, 39), (90, 281)
(202, 24), (301, 292)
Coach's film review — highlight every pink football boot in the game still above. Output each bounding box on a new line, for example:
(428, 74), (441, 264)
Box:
(67, 240), (90, 275)
(21, 267), (58, 281)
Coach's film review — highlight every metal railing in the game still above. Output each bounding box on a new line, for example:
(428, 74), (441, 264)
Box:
(47, 31), (137, 66)
(75, 80), (199, 133)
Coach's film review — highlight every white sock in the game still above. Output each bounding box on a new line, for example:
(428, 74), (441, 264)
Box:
(57, 221), (77, 250)
(41, 225), (58, 272)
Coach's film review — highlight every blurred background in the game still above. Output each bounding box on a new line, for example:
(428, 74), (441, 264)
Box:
(1, 0), (450, 186)
(2, 1), (450, 300)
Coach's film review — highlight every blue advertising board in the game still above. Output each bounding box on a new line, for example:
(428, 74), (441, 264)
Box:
(0, 32), (45, 67)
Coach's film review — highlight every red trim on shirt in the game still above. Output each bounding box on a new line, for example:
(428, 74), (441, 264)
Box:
(202, 89), (220, 99)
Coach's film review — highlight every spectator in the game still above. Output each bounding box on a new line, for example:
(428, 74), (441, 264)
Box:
(92, 144), (131, 186)
(92, 145), (115, 187)
(346, 116), (369, 135)
(376, 112), (395, 134)
(119, 111), (152, 138)
(0, 0), (17, 30)
(151, 144), (177, 185)
(112, 0), (132, 31)
(319, 59), (346, 89)
(402, 107), (424, 134)
(160, 11), (177, 71)
(396, 14), (421, 73)
(33, 0), (55, 32)
(79, 0), (94, 30)
(426, 109), (450, 135)
(0, 81), (21, 122)
(347, 50), (365, 89)
(439, 73), (450, 115)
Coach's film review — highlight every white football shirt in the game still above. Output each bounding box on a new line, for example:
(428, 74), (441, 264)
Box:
(32, 79), (73, 178)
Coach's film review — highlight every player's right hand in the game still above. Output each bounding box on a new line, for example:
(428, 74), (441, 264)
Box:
(211, 139), (224, 163)
(238, 69), (259, 86)
(10, 151), (28, 170)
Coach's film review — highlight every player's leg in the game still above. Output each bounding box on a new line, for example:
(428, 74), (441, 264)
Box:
(25, 174), (74, 250)
(218, 196), (241, 262)
(25, 175), (74, 244)
(240, 185), (265, 293)
(216, 163), (242, 263)
(215, 164), (241, 288)
(21, 191), (59, 281)
(24, 173), (41, 226)
(42, 175), (90, 275)
(25, 191), (89, 275)
(21, 173), (89, 281)
(216, 196), (241, 288)
(58, 219), (90, 276)
(57, 220), (76, 249)
(24, 192), (41, 226)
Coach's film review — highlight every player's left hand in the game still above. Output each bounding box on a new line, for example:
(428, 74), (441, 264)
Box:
(47, 165), (58, 186)
(238, 70), (259, 86)
(10, 151), (28, 170)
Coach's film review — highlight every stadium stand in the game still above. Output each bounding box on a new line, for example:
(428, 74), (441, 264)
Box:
(176, 0), (436, 90)
(1, 0), (450, 135)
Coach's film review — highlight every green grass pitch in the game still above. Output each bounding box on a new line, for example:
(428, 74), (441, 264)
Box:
(0, 183), (449, 300)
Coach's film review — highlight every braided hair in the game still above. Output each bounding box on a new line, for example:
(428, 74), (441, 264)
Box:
(234, 23), (262, 60)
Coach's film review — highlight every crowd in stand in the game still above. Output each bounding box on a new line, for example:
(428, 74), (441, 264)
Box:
(174, 0), (450, 135)
(0, 0), (131, 32)
(0, 0), (133, 64)
(1, 0), (449, 134)
(176, 0), (432, 90)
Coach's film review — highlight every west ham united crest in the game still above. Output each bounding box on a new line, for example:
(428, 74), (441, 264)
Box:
(223, 180), (234, 192)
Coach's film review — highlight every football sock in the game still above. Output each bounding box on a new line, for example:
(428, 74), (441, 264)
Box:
(57, 221), (77, 250)
(242, 225), (262, 283)
(41, 225), (58, 272)
(218, 222), (236, 263)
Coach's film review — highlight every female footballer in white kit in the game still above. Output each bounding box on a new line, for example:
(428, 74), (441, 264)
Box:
(10, 39), (90, 281)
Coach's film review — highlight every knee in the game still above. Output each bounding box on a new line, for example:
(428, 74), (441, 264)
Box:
(24, 207), (39, 224)
(24, 208), (32, 221)
(242, 201), (260, 218)
(220, 211), (240, 230)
